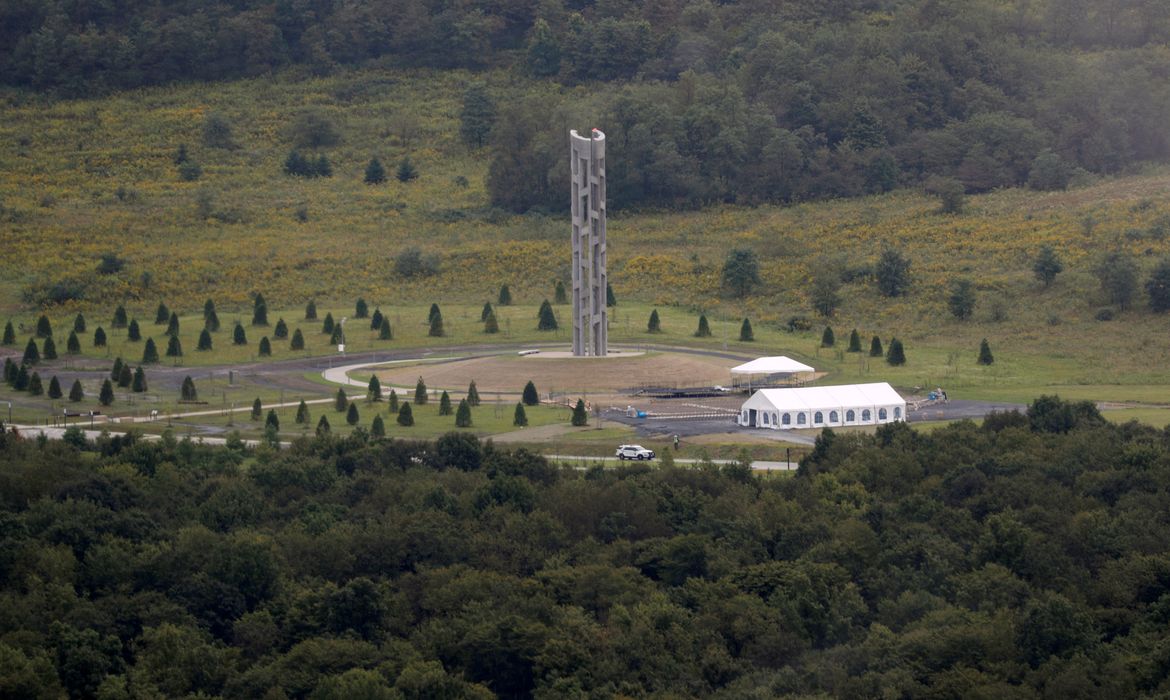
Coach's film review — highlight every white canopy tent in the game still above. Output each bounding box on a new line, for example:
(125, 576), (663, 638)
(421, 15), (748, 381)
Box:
(739, 382), (906, 430)
(729, 356), (815, 389)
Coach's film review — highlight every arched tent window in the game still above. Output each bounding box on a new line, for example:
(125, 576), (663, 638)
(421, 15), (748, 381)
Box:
(797, 413), (807, 425)
(862, 409), (872, 421)
(814, 411), (823, 424)
(782, 413), (791, 425)
(879, 408), (888, 420)
(846, 409), (855, 422)
(742, 411), (749, 424)
(829, 411), (838, 423)
(894, 406), (902, 419)
(762, 412), (769, 426)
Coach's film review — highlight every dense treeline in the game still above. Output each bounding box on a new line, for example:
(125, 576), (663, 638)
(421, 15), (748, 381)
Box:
(5, 1), (1170, 211)
(2, 399), (1170, 697)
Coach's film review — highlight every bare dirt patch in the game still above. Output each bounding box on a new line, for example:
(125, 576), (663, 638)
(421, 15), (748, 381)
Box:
(375, 351), (740, 398)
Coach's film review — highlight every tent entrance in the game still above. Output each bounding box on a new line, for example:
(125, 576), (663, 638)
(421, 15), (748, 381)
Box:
(747, 409), (758, 427)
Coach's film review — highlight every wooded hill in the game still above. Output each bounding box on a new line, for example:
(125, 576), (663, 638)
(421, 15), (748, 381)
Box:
(4, 0), (1169, 210)
(1, 399), (1170, 697)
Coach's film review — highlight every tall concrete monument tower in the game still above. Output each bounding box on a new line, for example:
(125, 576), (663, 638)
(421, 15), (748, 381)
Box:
(569, 128), (607, 357)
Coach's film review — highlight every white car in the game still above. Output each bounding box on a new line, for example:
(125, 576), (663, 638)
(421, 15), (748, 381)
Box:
(616, 444), (655, 461)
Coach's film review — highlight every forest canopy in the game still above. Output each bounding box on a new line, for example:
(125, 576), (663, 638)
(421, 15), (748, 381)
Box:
(2, 398), (1170, 697)
(4, 1), (1170, 210)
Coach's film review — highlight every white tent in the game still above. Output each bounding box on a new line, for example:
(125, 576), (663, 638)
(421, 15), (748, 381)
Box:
(730, 356), (816, 375)
(738, 382), (906, 430)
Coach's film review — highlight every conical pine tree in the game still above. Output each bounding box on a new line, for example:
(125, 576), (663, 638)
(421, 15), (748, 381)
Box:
(847, 329), (861, 353)
(455, 399), (472, 427)
(537, 300), (557, 331)
(99, 379), (114, 406)
(3, 321), (15, 345)
(251, 398), (262, 420)
(335, 387), (348, 412)
(977, 338), (994, 365)
(355, 298), (369, 318)
(42, 336), (57, 360)
(522, 380), (539, 406)
(739, 318), (754, 342)
(93, 327), (107, 347)
(156, 303), (170, 324)
(388, 389), (399, 412)
(346, 402), (360, 425)
(295, 400), (310, 424)
(513, 402), (528, 427)
(291, 329), (305, 350)
(571, 398), (588, 426)
(197, 329), (213, 351)
(369, 308), (383, 331)
(27, 372), (43, 396)
(887, 338), (906, 366)
(266, 409), (279, 431)
(165, 312), (179, 336)
(35, 314), (52, 338)
(481, 302), (494, 322)
(259, 337), (272, 356)
(274, 318), (288, 338)
(142, 338), (159, 363)
(22, 338), (39, 365)
(112, 305), (127, 328)
(127, 320), (141, 342)
(414, 377), (428, 404)
(821, 326), (835, 348)
(305, 300), (317, 320)
(165, 335), (182, 357)
(647, 309), (661, 333)
(379, 317), (393, 340)
(14, 364), (29, 390)
(695, 314), (711, 338)
(498, 285), (512, 305)
(368, 375), (382, 401)
(397, 402), (414, 426)
(869, 335), (884, 357)
(467, 381), (480, 406)
(484, 311), (499, 334)
(233, 324), (247, 345)
(181, 376), (198, 401)
(47, 375), (62, 399)
(69, 379), (84, 402)
(66, 331), (80, 354)
(110, 357), (123, 382)
(438, 390), (453, 415)
(322, 313), (334, 334)
(371, 414), (386, 437)
(117, 364), (132, 388)
(73, 313), (86, 333)
(316, 414), (331, 436)
(132, 366), (147, 392)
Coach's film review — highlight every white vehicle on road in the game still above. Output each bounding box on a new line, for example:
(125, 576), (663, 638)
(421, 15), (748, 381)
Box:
(615, 444), (655, 461)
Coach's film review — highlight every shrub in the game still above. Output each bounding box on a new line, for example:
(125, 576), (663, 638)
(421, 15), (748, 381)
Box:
(396, 248), (440, 278)
(397, 402), (414, 427)
(977, 338), (995, 365)
(1033, 246), (1063, 288)
(178, 160), (202, 181)
(887, 338), (906, 365)
(202, 112), (236, 149)
(93, 327), (106, 347)
(948, 279), (977, 320)
(1145, 258), (1170, 313)
(821, 326), (835, 347)
(513, 402), (528, 427)
(142, 338), (159, 363)
(274, 318), (288, 338)
(364, 158), (386, 184)
(870, 335), (884, 357)
(1094, 251), (1138, 310)
(739, 318), (754, 342)
(571, 398), (588, 426)
(876, 246), (912, 297)
(647, 309), (661, 333)
(259, 337), (272, 356)
(847, 329), (861, 352)
(722, 248), (760, 298)
(289, 108), (341, 149)
(316, 415), (331, 436)
(522, 380), (539, 406)
(926, 176), (965, 214)
(695, 314), (711, 337)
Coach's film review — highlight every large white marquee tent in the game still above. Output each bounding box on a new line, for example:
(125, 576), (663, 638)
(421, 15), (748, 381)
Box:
(729, 356), (815, 388)
(739, 382), (906, 430)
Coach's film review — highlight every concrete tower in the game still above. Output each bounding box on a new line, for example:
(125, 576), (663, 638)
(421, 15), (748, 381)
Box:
(569, 128), (607, 357)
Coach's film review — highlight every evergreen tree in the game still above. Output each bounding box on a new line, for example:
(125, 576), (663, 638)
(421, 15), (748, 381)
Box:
(155, 302), (170, 324)
(1033, 246), (1064, 288)
(127, 319), (141, 342)
(48, 375), (62, 399)
(848, 329), (862, 353)
(42, 336), (57, 360)
(571, 398), (588, 426)
(66, 331), (80, 354)
(165, 335), (182, 357)
(117, 364), (132, 388)
(284, 149), (309, 176)
(295, 400), (310, 424)
(554, 280), (567, 304)
(112, 305), (127, 328)
(274, 318), (288, 338)
(397, 402), (414, 426)
(821, 326), (835, 347)
(438, 390), (453, 415)
(429, 310), (444, 337)
(180, 376), (197, 401)
(537, 300), (557, 331)
(329, 325), (343, 345)
(93, 327), (107, 347)
(266, 409), (279, 431)
(364, 157), (386, 184)
(305, 300), (318, 320)
(1146, 258), (1170, 313)
(322, 313), (335, 335)
(695, 314), (712, 337)
(455, 399), (472, 427)
(1095, 251), (1139, 310)
(498, 285), (512, 305)
(414, 377), (428, 404)
(316, 414), (331, 436)
(459, 83), (497, 149)
(197, 329), (213, 351)
(887, 338), (906, 366)
(143, 339), (161, 365)
(355, 297), (369, 318)
(484, 311), (499, 334)
(291, 328), (305, 350)
(388, 389), (399, 412)
(203, 298), (216, 323)
(876, 246), (912, 297)
(379, 317), (393, 340)
(427, 303), (441, 324)
(3, 357), (14, 385)
(607, 283), (616, 307)
(110, 357), (123, 382)
(73, 313), (86, 333)
(252, 293), (268, 326)
(259, 336), (272, 356)
(99, 379), (114, 406)
(396, 156), (418, 182)
(481, 302), (494, 322)
(335, 387), (349, 412)
(647, 309), (661, 333)
(165, 312), (179, 336)
(233, 323), (247, 345)
(368, 375), (382, 401)
(14, 364), (29, 390)
(371, 414), (386, 437)
(22, 338), (39, 365)
(69, 379), (84, 402)
(525, 18), (561, 77)
(369, 308), (383, 330)
(27, 372), (42, 396)
(869, 335), (884, 357)
(314, 155), (332, 177)
(948, 279), (977, 320)
(977, 338), (995, 365)
(205, 308), (220, 332)
(722, 248), (761, 298)
(346, 402), (360, 425)
(740, 318), (754, 342)
(2, 321), (14, 345)
(251, 398), (262, 420)
(132, 366), (147, 392)
(35, 314), (52, 338)
(467, 381), (480, 406)
(522, 380), (539, 406)
(513, 402), (528, 427)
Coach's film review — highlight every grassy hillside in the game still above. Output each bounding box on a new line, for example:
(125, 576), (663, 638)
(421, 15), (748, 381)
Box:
(3, 68), (1170, 405)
